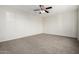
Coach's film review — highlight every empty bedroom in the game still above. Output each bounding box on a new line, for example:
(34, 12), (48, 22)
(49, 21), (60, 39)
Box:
(0, 5), (79, 54)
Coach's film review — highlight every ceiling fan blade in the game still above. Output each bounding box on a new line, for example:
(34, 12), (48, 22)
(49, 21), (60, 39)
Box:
(39, 5), (45, 10)
(46, 7), (52, 9)
(39, 5), (42, 7)
(39, 5), (44, 7)
(45, 10), (49, 13)
(34, 9), (40, 11)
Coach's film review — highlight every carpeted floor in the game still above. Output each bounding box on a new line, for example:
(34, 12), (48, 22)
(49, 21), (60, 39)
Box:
(0, 33), (79, 54)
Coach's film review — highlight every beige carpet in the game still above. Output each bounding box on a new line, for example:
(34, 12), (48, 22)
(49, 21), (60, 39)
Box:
(0, 33), (79, 54)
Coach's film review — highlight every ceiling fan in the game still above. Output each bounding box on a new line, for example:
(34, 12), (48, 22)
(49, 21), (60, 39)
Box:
(34, 5), (52, 14)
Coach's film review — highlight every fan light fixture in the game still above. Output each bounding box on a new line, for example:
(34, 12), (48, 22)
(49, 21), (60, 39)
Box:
(34, 5), (52, 14)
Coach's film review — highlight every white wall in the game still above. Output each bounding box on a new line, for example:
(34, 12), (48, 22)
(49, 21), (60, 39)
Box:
(44, 10), (77, 38)
(0, 6), (78, 42)
(0, 7), (43, 42)
(78, 7), (79, 40)
(0, 9), (6, 41)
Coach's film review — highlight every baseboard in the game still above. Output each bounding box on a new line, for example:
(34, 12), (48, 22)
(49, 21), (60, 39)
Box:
(43, 33), (77, 39)
(0, 33), (77, 43)
(0, 33), (43, 43)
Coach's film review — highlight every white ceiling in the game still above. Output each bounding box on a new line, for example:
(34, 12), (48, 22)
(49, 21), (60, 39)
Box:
(0, 5), (78, 17)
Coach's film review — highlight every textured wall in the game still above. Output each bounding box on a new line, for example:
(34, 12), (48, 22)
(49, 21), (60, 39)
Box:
(0, 7), (43, 42)
(44, 10), (77, 38)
